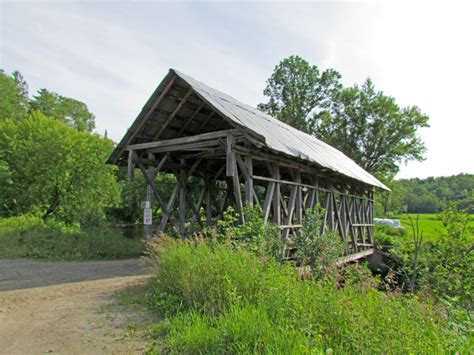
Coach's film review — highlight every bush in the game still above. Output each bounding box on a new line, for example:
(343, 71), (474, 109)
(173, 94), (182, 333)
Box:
(294, 207), (345, 280)
(145, 237), (469, 353)
(216, 205), (285, 262)
(0, 215), (144, 260)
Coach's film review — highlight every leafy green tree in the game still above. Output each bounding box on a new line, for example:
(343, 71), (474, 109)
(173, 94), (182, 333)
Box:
(0, 111), (119, 226)
(259, 57), (429, 179)
(30, 89), (96, 131)
(258, 55), (341, 133)
(0, 70), (29, 120)
(312, 79), (429, 178)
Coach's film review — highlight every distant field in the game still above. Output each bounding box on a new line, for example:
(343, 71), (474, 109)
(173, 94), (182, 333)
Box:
(396, 213), (474, 242)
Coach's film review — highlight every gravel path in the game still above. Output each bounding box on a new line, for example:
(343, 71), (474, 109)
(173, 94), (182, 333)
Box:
(0, 258), (147, 291)
(0, 259), (153, 353)
(0, 275), (151, 354)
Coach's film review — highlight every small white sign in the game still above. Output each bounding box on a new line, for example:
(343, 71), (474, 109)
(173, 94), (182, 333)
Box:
(143, 208), (152, 225)
(141, 201), (151, 209)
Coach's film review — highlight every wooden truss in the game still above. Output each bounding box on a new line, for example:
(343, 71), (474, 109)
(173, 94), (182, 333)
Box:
(127, 129), (376, 257)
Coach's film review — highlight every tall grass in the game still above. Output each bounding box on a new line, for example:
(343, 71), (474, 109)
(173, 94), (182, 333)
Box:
(145, 236), (469, 353)
(0, 215), (144, 260)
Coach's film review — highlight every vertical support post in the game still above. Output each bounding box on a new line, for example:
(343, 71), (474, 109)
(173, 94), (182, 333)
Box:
(232, 161), (245, 224)
(226, 133), (244, 223)
(369, 188), (375, 245)
(244, 156), (253, 206)
(226, 134), (236, 177)
(127, 149), (135, 182)
(295, 171), (303, 225)
(272, 164), (281, 226)
(144, 168), (153, 237)
(179, 159), (186, 238)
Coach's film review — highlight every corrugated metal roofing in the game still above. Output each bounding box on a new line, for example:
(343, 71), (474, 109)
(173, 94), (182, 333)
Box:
(171, 70), (389, 190)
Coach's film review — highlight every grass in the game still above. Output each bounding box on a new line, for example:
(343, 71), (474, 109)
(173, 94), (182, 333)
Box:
(394, 213), (474, 242)
(0, 215), (144, 260)
(141, 236), (470, 353)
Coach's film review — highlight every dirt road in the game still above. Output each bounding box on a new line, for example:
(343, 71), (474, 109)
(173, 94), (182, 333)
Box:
(0, 259), (152, 354)
(0, 258), (145, 291)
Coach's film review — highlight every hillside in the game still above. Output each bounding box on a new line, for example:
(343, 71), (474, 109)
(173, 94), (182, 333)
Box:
(396, 173), (474, 213)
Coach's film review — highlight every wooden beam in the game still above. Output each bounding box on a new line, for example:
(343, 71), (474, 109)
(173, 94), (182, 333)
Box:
(295, 171), (303, 225)
(157, 184), (179, 233)
(336, 248), (374, 266)
(263, 181), (275, 225)
(283, 185), (297, 238)
(148, 140), (221, 154)
(273, 164), (281, 226)
(154, 88), (193, 140)
(127, 75), (176, 145)
(127, 129), (241, 151)
(127, 150), (135, 182)
(226, 134), (236, 177)
(179, 160), (186, 237)
(196, 111), (215, 134)
(177, 102), (204, 136)
(138, 163), (173, 226)
(232, 156), (245, 223)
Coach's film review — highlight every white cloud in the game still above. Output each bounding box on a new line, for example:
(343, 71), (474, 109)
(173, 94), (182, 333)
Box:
(1, 0), (472, 179)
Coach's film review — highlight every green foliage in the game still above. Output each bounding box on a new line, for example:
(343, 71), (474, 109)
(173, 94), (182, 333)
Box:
(30, 88), (95, 131)
(0, 70), (29, 120)
(428, 206), (473, 310)
(217, 205), (285, 261)
(0, 112), (120, 226)
(392, 174), (474, 214)
(144, 238), (468, 353)
(258, 55), (341, 133)
(0, 215), (143, 260)
(312, 78), (429, 178)
(259, 56), (429, 179)
(294, 207), (345, 280)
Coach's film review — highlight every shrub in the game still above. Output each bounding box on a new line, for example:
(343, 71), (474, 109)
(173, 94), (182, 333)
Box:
(145, 237), (469, 353)
(294, 207), (345, 280)
(217, 205), (285, 262)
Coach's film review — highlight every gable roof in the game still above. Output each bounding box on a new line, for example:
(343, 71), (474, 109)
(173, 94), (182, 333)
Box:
(108, 69), (389, 190)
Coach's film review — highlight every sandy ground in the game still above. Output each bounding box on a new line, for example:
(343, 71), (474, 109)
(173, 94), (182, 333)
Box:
(0, 259), (153, 354)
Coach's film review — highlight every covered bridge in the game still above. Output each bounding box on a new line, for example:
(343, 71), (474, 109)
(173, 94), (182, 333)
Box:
(107, 69), (389, 259)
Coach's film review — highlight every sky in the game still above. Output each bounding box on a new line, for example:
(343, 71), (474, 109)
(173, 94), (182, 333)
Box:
(1, 0), (473, 179)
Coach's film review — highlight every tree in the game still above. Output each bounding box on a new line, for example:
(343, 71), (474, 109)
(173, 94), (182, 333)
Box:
(259, 56), (429, 179)
(258, 55), (341, 133)
(0, 111), (119, 226)
(30, 89), (96, 131)
(0, 70), (29, 120)
(312, 79), (429, 178)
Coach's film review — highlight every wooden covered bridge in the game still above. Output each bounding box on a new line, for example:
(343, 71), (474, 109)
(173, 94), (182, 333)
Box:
(107, 69), (389, 259)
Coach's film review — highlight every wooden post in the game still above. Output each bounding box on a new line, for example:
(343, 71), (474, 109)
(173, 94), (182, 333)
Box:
(127, 149), (135, 182)
(226, 134), (236, 177)
(295, 171), (303, 225)
(179, 159), (186, 238)
(244, 156), (253, 206)
(273, 164), (281, 226)
(144, 168), (154, 237)
(232, 163), (245, 224)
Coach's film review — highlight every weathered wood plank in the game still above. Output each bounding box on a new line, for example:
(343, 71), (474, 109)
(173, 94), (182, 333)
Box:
(127, 129), (241, 151)
(127, 150), (135, 182)
(226, 134), (236, 177)
(272, 164), (281, 226)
